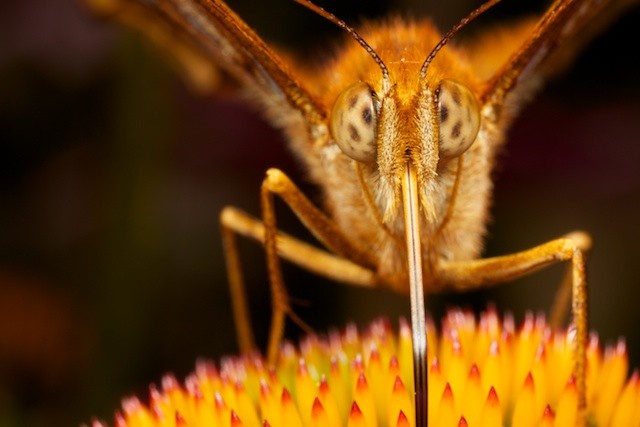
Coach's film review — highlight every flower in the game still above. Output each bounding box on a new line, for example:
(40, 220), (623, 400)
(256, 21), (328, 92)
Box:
(89, 308), (640, 427)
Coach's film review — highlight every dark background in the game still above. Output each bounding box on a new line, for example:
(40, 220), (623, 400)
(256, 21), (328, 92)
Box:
(1, 0), (639, 425)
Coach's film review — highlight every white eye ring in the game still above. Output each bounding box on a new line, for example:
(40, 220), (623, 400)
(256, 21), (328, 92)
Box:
(329, 82), (379, 163)
(437, 79), (480, 159)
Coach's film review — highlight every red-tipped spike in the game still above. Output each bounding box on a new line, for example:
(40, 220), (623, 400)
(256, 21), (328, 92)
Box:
(396, 411), (411, 427)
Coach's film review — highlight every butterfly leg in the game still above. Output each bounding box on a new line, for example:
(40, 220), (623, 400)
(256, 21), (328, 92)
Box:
(548, 233), (592, 329)
(438, 232), (590, 425)
(220, 168), (378, 362)
(220, 212), (256, 354)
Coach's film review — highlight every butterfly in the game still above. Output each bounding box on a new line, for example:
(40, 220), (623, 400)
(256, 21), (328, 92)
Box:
(89, 0), (636, 424)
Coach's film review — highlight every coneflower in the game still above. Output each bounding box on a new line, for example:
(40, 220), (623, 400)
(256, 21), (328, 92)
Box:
(88, 308), (639, 427)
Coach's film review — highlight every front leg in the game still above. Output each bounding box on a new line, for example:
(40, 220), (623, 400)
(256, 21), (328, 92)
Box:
(221, 168), (378, 363)
(438, 232), (590, 425)
(259, 168), (378, 362)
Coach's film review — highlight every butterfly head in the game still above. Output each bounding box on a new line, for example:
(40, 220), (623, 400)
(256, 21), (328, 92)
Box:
(329, 77), (480, 167)
(303, 0), (490, 226)
(328, 71), (481, 225)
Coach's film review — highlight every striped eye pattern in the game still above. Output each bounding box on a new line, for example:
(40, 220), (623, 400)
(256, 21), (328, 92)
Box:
(330, 82), (379, 163)
(437, 79), (480, 159)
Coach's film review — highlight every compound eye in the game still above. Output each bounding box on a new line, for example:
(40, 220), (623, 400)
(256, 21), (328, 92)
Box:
(437, 79), (480, 159)
(329, 82), (379, 163)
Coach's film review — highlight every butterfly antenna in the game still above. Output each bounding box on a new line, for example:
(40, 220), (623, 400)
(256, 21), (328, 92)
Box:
(295, 0), (390, 83)
(420, 0), (502, 80)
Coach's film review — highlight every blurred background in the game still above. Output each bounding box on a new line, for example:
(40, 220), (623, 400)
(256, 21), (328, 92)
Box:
(0, 0), (639, 425)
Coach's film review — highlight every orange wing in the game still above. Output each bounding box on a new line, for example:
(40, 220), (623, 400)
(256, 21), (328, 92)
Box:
(90, 0), (326, 128)
(468, 0), (636, 109)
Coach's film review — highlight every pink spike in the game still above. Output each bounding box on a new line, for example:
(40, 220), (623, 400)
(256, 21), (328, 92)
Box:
(487, 386), (500, 405)
(356, 372), (369, 391)
(175, 412), (187, 425)
(121, 396), (142, 415)
(442, 383), (454, 401)
(350, 401), (363, 416)
(319, 376), (330, 393)
(524, 372), (535, 390)
(281, 387), (293, 403)
(231, 410), (243, 427)
(389, 355), (400, 370)
(468, 364), (481, 379)
(161, 374), (180, 392)
(396, 411), (410, 427)
(114, 412), (126, 427)
(311, 397), (325, 419)
(542, 405), (555, 420)
(429, 357), (441, 373)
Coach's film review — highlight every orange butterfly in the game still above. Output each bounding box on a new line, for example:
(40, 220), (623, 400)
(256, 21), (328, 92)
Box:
(89, 0), (636, 424)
